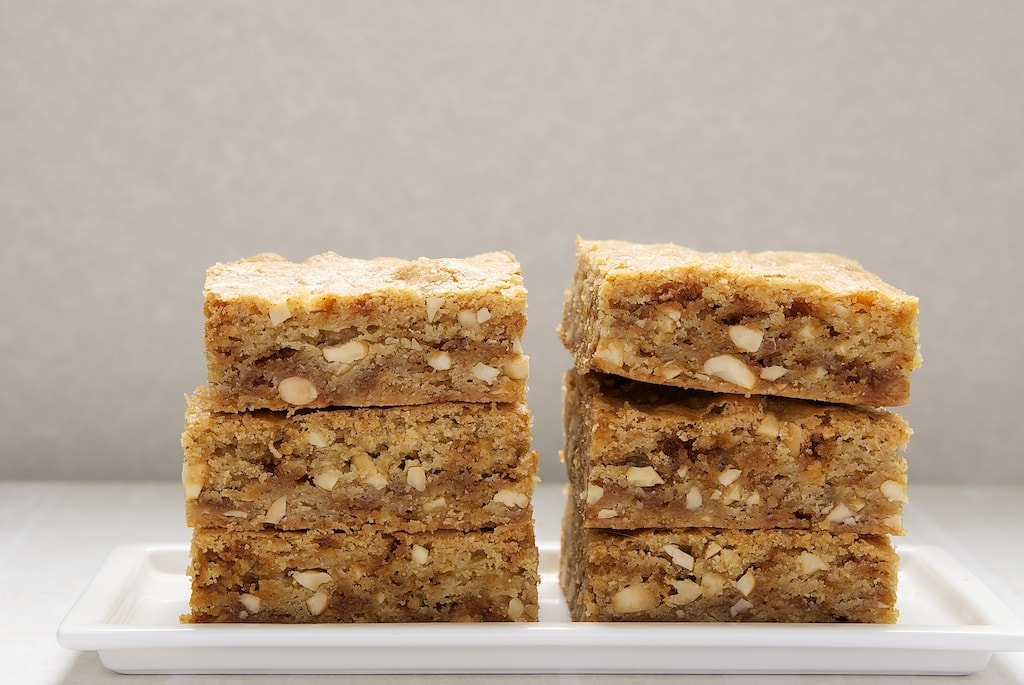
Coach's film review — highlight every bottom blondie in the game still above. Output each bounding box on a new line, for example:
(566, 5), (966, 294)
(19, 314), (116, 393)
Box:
(561, 497), (898, 623)
(186, 521), (539, 623)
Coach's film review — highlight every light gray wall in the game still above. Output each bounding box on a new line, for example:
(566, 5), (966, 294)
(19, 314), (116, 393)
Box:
(2, 1), (1022, 484)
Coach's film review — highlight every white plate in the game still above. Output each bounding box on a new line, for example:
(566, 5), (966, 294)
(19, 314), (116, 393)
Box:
(58, 538), (1024, 676)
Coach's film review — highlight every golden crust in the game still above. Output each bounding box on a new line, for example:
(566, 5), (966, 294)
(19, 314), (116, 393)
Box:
(205, 251), (524, 301)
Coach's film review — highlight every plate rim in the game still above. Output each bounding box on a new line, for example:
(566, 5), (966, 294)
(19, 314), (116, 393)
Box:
(56, 541), (1024, 675)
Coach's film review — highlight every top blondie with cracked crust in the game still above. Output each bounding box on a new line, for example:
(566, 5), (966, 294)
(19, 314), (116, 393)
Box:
(204, 251), (528, 412)
(559, 239), (920, 406)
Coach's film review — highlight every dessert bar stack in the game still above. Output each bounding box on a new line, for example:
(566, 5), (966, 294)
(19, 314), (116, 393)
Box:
(558, 239), (920, 622)
(181, 252), (540, 623)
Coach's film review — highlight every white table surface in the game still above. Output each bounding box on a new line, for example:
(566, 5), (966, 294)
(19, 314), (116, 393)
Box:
(2, 481), (1023, 684)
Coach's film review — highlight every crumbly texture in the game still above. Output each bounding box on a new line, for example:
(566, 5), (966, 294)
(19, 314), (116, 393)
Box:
(564, 370), (909, 535)
(182, 387), (537, 533)
(560, 495), (899, 623)
(186, 522), (539, 623)
(559, 239), (920, 407)
(204, 252), (529, 412)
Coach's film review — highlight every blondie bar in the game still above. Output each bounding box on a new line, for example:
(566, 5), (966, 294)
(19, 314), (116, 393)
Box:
(183, 387), (537, 533)
(560, 496), (898, 623)
(564, 371), (909, 535)
(559, 239), (920, 406)
(204, 252), (528, 412)
(186, 521), (539, 623)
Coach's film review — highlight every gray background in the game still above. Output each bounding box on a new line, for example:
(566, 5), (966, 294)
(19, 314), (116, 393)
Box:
(2, 1), (1022, 485)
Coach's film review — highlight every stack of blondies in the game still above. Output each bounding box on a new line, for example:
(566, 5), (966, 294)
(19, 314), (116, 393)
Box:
(558, 239), (920, 622)
(181, 252), (539, 623)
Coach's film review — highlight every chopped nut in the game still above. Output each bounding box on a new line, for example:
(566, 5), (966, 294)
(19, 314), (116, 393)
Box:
(685, 486), (702, 510)
(512, 337), (524, 354)
(728, 325), (764, 353)
(503, 356), (530, 380)
(825, 502), (855, 524)
(594, 340), (625, 367)
(222, 510), (249, 519)
(411, 544), (429, 565)
(239, 593), (261, 614)
(702, 355), (757, 390)
(291, 570), (332, 591)
(745, 491), (761, 505)
(351, 451), (374, 474)
(307, 430), (329, 448)
(278, 376), (318, 406)
(263, 496), (287, 524)
(268, 301), (291, 326)
(756, 413), (781, 438)
(423, 496), (447, 512)
(426, 350), (452, 371)
(322, 339), (370, 364)
(784, 424), (804, 457)
(458, 309), (481, 331)
(492, 489), (529, 508)
(655, 302), (683, 325)
(884, 514), (904, 530)
(406, 466), (427, 492)
(268, 442), (283, 459)
(425, 296), (444, 322)
(597, 508), (618, 519)
(364, 472), (387, 490)
(507, 597), (525, 620)
(719, 548), (741, 570)
(659, 363), (683, 380)
(626, 466), (665, 487)
(797, 551), (830, 575)
(313, 468), (344, 491)
(734, 570), (756, 597)
(730, 598), (754, 617)
(721, 484), (742, 504)
(471, 362), (500, 384)
(760, 365), (789, 381)
(182, 462), (205, 501)
(611, 583), (658, 613)
(880, 480), (908, 503)
(704, 542), (723, 559)
(662, 544), (695, 571)
(586, 484), (604, 505)
(811, 366), (827, 380)
(477, 308), (492, 323)
(306, 589), (329, 616)
(797, 323), (815, 340)
(700, 571), (725, 597)
(352, 452), (388, 490)
(666, 579), (702, 606)
(718, 468), (742, 486)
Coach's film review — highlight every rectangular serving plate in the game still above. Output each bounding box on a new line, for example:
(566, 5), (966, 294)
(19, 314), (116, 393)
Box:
(57, 540), (1024, 675)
